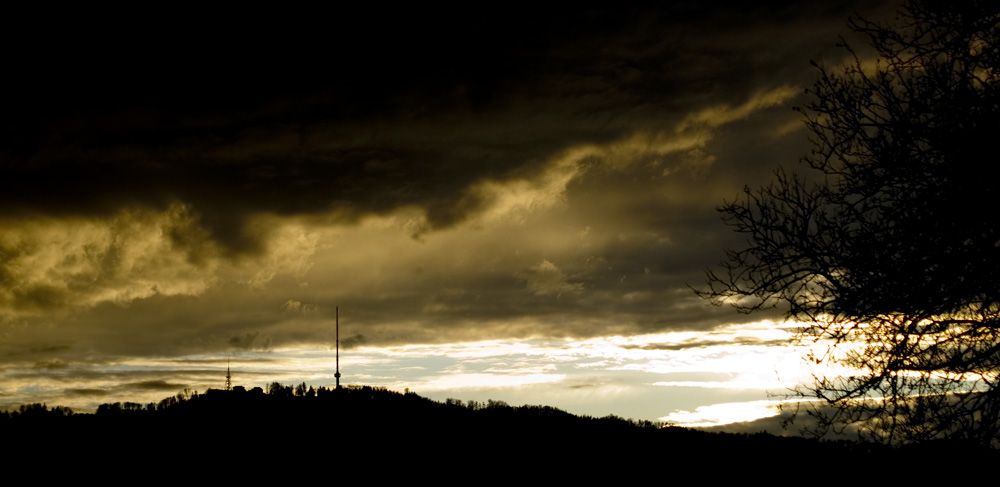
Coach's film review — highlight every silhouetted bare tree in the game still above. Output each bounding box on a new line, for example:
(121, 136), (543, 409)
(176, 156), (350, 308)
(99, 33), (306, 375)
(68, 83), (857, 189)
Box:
(701, 0), (1000, 445)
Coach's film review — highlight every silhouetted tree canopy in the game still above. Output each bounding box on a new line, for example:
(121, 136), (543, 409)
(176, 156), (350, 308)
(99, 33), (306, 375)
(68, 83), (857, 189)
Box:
(701, 0), (1000, 445)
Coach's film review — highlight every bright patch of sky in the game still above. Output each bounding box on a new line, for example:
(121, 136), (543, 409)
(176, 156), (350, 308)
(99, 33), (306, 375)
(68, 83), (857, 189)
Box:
(2, 320), (848, 430)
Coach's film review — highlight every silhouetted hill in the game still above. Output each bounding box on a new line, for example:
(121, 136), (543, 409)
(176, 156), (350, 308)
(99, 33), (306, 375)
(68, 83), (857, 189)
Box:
(2, 384), (995, 480)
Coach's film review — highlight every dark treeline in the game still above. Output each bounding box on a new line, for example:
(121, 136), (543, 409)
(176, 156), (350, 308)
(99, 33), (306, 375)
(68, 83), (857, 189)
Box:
(2, 383), (994, 480)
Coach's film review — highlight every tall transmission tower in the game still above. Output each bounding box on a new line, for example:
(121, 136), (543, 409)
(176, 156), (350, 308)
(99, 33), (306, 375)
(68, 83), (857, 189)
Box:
(225, 357), (232, 391)
(335, 306), (342, 389)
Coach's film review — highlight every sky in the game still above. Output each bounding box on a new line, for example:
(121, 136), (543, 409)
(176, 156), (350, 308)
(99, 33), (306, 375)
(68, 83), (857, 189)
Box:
(0, 2), (896, 429)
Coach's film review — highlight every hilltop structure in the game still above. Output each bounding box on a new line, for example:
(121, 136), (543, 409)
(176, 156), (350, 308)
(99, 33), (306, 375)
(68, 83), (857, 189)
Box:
(335, 306), (341, 389)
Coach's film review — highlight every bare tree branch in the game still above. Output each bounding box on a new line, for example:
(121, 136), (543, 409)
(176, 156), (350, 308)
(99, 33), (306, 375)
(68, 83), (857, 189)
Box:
(701, 0), (1000, 445)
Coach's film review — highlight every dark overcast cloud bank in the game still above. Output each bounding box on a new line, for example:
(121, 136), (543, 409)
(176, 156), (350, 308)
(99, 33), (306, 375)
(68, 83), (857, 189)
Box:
(2, 3), (888, 248)
(0, 3), (898, 403)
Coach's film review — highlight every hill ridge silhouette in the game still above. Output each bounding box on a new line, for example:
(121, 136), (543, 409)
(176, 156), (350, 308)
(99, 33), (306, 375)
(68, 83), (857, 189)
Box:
(2, 382), (994, 479)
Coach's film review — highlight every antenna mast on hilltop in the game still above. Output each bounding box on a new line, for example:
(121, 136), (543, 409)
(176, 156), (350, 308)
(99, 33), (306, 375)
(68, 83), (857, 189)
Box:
(225, 357), (232, 391)
(335, 306), (341, 389)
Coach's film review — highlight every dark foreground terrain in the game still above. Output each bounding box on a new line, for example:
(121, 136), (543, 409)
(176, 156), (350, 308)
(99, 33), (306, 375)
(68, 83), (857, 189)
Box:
(3, 385), (993, 480)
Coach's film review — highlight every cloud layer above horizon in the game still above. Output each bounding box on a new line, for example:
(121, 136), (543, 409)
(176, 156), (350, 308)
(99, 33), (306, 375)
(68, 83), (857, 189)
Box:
(0, 2), (894, 407)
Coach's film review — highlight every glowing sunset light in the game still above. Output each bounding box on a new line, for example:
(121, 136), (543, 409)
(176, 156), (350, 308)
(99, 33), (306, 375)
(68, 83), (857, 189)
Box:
(1, 3), (913, 437)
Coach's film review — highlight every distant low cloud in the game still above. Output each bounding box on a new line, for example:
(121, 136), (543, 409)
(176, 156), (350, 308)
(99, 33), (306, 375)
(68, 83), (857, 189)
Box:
(129, 380), (185, 391)
(281, 299), (318, 315)
(229, 331), (273, 352)
(625, 336), (790, 351)
(32, 360), (69, 370)
(341, 334), (367, 349)
(520, 260), (583, 297)
(65, 389), (110, 397)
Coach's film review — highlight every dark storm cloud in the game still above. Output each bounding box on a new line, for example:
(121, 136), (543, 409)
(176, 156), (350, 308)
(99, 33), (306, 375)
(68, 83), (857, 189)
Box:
(228, 331), (273, 352)
(64, 380), (184, 397)
(130, 380), (187, 391)
(0, 3), (888, 254)
(624, 336), (790, 351)
(65, 388), (110, 397)
(33, 360), (69, 370)
(0, 2), (903, 412)
(341, 334), (367, 349)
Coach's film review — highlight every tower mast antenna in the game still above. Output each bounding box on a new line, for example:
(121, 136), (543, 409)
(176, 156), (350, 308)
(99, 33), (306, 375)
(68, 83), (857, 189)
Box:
(335, 306), (341, 389)
(225, 357), (232, 391)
